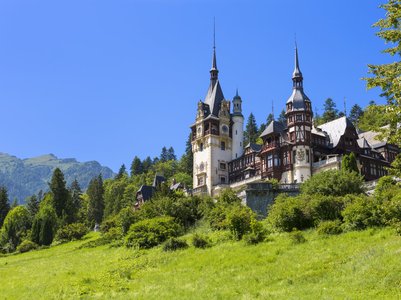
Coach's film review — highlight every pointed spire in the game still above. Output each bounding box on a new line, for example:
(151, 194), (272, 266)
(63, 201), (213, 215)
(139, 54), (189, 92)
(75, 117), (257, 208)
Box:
(210, 18), (218, 82)
(292, 42), (303, 89)
(235, 88), (239, 97)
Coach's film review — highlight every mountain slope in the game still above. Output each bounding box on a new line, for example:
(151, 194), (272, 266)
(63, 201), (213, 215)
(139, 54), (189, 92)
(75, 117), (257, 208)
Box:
(0, 153), (114, 202)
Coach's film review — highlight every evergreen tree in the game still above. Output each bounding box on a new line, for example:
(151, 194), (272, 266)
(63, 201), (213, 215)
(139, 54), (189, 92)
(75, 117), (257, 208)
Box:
(266, 113), (274, 126)
(167, 147), (176, 161)
(49, 168), (70, 218)
(130, 156), (143, 176)
(322, 98), (339, 123)
(244, 113), (258, 145)
(87, 175), (105, 226)
(69, 179), (82, 220)
(179, 133), (193, 176)
(348, 104), (364, 125)
(26, 194), (40, 219)
(342, 152), (359, 173)
(142, 156), (153, 173)
(116, 164), (127, 179)
(31, 205), (57, 246)
(278, 109), (286, 126)
(0, 186), (10, 228)
(160, 147), (169, 162)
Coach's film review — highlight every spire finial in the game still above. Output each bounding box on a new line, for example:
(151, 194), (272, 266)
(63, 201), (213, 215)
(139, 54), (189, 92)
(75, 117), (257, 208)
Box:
(210, 18), (218, 80)
(272, 100), (275, 120)
(236, 88), (238, 97)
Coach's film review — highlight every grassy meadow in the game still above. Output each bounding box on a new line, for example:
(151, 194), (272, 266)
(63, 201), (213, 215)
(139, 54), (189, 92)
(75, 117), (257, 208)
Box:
(1, 227), (401, 299)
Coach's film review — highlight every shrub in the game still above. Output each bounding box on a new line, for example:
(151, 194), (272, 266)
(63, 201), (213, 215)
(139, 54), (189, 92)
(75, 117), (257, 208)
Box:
(375, 176), (399, 201)
(382, 193), (401, 225)
(307, 195), (345, 224)
(1, 206), (32, 251)
(55, 223), (89, 242)
(317, 220), (343, 235)
(118, 207), (138, 235)
(100, 215), (119, 233)
(301, 170), (364, 196)
(289, 230), (306, 244)
(207, 204), (230, 230)
(162, 237), (188, 252)
(342, 195), (382, 230)
(217, 188), (242, 205)
(226, 205), (254, 240)
(16, 240), (38, 253)
(243, 218), (267, 245)
(267, 194), (312, 232)
(192, 233), (210, 249)
(125, 216), (182, 249)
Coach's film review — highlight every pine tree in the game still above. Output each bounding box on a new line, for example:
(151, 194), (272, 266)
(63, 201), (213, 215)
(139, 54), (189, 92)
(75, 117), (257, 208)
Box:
(130, 156), (143, 176)
(87, 175), (104, 226)
(49, 168), (70, 218)
(116, 164), (127, 179)
(322, 98), (339, 123)
(349, 104), (364, 125)
(244, 113), (258, 145)
(142, 156), (153, 173)
(26, 194), (40, 219)
(278, 109), (286, 126)
(266, 113), (274, 126)
(69, 179), (82, 220)
(0, 186), (10, 228)
(179, 133), (193, 175)
(160, 147), (169, 162)
(167, 147), (176, 161)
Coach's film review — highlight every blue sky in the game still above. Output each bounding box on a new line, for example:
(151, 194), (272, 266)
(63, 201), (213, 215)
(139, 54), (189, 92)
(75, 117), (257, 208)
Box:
(0, 0), (392, 172)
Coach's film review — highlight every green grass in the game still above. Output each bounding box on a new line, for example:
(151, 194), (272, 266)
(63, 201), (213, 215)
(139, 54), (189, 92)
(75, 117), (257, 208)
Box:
(1, 228), (401, 299)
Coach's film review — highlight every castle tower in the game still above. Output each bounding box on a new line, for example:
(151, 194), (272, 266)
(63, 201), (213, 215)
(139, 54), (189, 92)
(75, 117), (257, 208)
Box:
(191, 40), (233, 195)
(285, 45), (313, 183)
(232, 89), (244, 160)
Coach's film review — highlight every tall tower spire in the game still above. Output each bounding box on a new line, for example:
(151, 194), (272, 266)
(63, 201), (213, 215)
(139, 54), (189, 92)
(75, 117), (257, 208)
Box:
(210, 19), (218, 82)
(292, 43), (303, 89)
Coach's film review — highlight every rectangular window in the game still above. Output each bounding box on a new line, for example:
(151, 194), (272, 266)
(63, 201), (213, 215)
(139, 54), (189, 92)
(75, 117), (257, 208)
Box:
(221, 141), (226, 151)
(306, 149), (310, 163)
(293, 150), (296, 163)
(296, 114), (302, 121)
(220, 162), (226, 170)
(220, 176), (226, 184)
(197, 176), (204, 186)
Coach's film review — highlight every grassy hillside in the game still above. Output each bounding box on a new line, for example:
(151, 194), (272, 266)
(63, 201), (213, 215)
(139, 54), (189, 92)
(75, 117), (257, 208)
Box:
(1, 228), (400, 299)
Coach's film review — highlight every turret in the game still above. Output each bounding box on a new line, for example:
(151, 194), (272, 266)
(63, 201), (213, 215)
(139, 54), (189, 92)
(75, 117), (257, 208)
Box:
(232, 89), (244, 159)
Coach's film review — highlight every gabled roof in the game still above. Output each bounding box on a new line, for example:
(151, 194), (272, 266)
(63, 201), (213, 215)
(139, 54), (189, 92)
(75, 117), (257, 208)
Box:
(357, 137), (372, 149)
(358, 130), (388, 148)
(245, 143), (262, 152)
(260, 120), (286, 138)
(153, 175), (166, 187)
(204, 79), (225, 116)
(317, 116), (355, 148)
(137, 185), (154, 201)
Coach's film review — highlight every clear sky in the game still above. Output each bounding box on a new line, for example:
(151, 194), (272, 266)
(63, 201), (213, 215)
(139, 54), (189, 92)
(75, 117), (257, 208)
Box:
(0, 0), (392, 172)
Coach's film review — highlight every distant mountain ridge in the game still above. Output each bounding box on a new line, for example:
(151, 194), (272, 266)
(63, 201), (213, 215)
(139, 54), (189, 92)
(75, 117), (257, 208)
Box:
(0, 152), (115, 203)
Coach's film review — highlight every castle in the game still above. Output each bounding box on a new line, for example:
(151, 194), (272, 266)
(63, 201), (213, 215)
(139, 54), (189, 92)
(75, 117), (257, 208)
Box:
(191, 44), (399, 196)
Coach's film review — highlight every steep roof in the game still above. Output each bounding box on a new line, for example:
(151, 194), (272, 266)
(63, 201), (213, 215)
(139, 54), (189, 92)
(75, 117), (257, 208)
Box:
(244, 143), (262, 152)
(260, 120), (286, 138)
(286, 89), (311, 109)
(317, 116), (355, 148)
(137, 185), (154, 201)
(357, 137), (372, 149)
(204, 79), (225, 116)
(358, 130), (387, 148)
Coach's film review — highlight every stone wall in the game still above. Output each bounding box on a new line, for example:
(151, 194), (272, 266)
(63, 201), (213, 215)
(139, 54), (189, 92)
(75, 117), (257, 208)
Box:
(245, 182), (300, 217)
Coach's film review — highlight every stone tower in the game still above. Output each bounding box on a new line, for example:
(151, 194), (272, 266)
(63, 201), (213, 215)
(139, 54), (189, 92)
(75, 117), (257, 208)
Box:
(284, 46), (313, 183)
(232, 89), (244, 160)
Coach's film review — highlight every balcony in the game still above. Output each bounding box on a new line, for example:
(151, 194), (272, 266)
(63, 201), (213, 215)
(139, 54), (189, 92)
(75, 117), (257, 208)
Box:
(312, 156), (341, 169)
(261, 142), (280, 153)
(192, 185), (208, 195)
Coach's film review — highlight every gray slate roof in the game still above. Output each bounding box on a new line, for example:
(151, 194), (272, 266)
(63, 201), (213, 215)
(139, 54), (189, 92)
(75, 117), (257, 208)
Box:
(245, 143), (262, 152)
(260, 120), (286, 138)
(204, 79), (225, 116)
(286, 89), (311, 109)
(317, 116), (355, 148)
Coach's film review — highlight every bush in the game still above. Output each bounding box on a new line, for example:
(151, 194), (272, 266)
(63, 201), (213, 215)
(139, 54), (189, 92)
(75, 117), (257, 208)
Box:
(307, 195), (345, 224)
(125, 216), (182, 249)
(207, 204), (230, 230)
(342, 195), (382, 230)
(192, 233), (210, 249)
(162, 237), (188, 252)
(382, 193), (401, 225)
(55, 223), (89, 242)
(267, 194), (312, 232)
(301, 170), (364, 196)
(217, 188), (242, 205)
(226, 205), (254, 240)
(118, 207), (138, 235)
(243, 218), (267, 245)
(289, 230), (306, 244)
(1, 206), (32, 251)
(16, 240), (38, 253)
(317, 220), (343, 235)
(375, 176), (399, 201)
